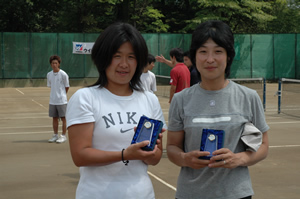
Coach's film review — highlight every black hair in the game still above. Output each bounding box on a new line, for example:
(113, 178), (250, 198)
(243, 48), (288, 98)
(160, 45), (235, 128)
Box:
(147, 54), (156, 65)
(49, 55), (61, 64)
(183, 51), (191, 59)
(169, 48), (184, 62)
(91, 22), (148, 90)
(190, 20), (235, 78)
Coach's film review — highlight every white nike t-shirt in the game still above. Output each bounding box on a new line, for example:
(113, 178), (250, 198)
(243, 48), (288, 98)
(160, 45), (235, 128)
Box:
(66, 86), (166, 199)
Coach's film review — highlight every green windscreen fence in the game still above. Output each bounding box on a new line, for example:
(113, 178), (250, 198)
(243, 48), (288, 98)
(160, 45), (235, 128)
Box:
(274, 34), (296, 79)
(0, 32), (299, 80)
(298, 34), (300, 79)
(143, 33), (159, 75)
(231, 34), (252, 78)
(251, 34), (274, 79)
(2, 33), (31, 78)
(31, 33), (58, 78)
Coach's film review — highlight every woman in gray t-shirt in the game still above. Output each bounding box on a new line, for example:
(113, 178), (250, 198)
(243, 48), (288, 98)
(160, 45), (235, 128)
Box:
(167, 20), (269, 199)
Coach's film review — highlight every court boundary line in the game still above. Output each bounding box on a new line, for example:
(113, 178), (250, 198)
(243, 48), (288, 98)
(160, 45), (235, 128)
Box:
(1, 125), (52, 129)
(148, 171), (177, 191)
(269, 145), (300, 148)
(2, 131), (300, 148)
(15, 88), (48, 110)
(2, 130), (300, 150)
(0, 131), (53, 135)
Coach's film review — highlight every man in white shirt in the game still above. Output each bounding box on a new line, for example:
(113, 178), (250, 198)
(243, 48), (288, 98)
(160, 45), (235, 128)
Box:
(47, 55), (69, 143)
(140, 54), (157, 93)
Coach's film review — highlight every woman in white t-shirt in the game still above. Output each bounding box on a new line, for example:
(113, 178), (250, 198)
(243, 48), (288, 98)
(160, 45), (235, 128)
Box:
(66, 22), (166, 199)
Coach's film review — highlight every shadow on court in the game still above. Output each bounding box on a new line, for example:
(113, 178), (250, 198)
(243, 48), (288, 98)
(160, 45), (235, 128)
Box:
(0, 84), (299, 199)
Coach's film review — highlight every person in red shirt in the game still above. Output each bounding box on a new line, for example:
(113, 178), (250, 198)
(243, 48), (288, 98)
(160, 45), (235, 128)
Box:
(168, 48), (190, 103)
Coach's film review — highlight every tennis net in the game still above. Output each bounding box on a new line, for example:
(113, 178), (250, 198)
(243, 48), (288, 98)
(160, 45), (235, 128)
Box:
(155, 75), (266, 110)
(155, 75), (171, 98)
(278, 78), (300, 117)
(230, 78), (266, 110)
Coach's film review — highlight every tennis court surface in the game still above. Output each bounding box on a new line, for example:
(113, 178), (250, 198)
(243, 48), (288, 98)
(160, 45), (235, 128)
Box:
(0, 84), (299, 199)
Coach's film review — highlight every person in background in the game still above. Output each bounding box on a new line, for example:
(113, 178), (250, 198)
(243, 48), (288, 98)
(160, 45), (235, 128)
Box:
(155, 50), (200, 86)
(47, 55), (69, 143)
(167, 20), (269, 199)
(183, 51), (201, 86)
(167, 48), (190, 103)
(66, 22), (166, 199)
(140, 54), (157, 93)
(155, 53), (173, 68)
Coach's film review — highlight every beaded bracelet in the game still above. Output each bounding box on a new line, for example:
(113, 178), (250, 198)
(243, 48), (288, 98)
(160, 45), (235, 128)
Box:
(122, 148), (129, 166)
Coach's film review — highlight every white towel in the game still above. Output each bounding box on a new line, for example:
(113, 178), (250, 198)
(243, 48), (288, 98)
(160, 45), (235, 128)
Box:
(241, 122), (263, 152)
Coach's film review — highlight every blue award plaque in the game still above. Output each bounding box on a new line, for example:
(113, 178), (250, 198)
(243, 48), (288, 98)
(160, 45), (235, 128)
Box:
(131, 116), (163, 151)
(199, 129), (225, 160)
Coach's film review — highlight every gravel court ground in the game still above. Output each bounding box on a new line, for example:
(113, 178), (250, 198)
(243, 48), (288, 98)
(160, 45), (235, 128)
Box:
(0, 84), (299, 199)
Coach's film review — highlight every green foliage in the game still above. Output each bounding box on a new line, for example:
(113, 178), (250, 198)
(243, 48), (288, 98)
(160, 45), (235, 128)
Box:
(133, 6), (169, 33)
(182, 0), (276, 33)
(0, 0), (299, 33)
(266, 0), (300, 33)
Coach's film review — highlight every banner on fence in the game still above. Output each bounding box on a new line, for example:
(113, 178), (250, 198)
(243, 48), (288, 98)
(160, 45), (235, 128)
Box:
(72, 42), (94, 54)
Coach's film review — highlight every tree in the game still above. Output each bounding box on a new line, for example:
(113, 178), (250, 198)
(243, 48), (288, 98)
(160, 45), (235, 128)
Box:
(56, 0), (105, 32)
(0, 0), (36, 32)
(179, 0), (276, 33)
(266, 0), (300, 33)
(0, 0), (299, 33)
(98, 0), (170, 33)
(131, 2), (169, 33)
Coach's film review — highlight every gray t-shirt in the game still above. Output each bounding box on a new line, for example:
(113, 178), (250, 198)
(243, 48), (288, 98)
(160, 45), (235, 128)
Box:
(168, 80), (269, 199)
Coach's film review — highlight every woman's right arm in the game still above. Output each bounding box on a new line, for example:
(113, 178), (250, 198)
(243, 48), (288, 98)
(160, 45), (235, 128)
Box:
(68, 122), (161, 167)
(68, 123), (124, 167)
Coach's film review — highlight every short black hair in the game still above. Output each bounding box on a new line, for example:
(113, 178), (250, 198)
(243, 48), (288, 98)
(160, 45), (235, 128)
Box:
(147, 54), (156, 65)
(169, 48), (184, 62)
(49, 55), (61, 64)
(183, 51), (191, 59)
(91, 22), (148, 90)
(190, 20), (235, 78)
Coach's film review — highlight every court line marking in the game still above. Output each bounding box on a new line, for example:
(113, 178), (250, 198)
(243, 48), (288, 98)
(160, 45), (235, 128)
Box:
(268, 121), (300, 124)
(147, 171), (177, 191)
(15, 88), (48, 110)
(161, 120), (300, 125)
(1, 116), (49, 120)
(15, 88), (24, 95)
(1, 125), (52, 129)
(2, 130), (300, 150)
(32, 99), (48, 110)
(3, 130), (300, 147)
(0, 113), (47, 117)
(269, 145), (300, 148)
(1, 129), (299, 193)
(0, 131), (53, 135)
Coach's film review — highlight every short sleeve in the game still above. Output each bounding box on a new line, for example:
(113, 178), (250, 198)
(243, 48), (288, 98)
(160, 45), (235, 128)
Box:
(47, 72), (51, 87)
(66, 88), (95, 128)
(151, 74), (157, 92)
(250, 91), (269, 133)
(64, 74), (70, 88)
(170, 69), (178, 86)
(168, 92), (184, 131)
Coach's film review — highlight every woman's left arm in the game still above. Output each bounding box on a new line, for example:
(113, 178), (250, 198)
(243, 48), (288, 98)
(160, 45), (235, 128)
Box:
(237, 131), (269, 166)
(209, 131), (269, 168)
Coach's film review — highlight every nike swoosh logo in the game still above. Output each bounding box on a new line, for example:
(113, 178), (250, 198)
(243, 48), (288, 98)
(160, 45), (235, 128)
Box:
(120, 128), (134, 133)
